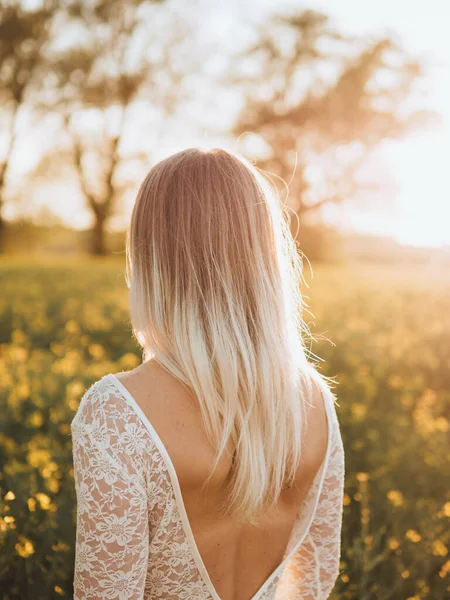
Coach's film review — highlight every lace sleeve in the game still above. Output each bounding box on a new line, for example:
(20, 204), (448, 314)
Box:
(278, 397), (345, 600)
(71, 379), (150, 599)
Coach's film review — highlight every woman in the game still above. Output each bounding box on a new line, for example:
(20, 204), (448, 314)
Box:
(71, 147), (345, 600)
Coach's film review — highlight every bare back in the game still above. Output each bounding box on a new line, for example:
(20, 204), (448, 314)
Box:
(116, 359), (329, 600)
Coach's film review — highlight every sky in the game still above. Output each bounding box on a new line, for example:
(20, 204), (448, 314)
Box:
(5, 0), (450, 248)
(237, 0), (450, 247)
(307, 0), (450, 247)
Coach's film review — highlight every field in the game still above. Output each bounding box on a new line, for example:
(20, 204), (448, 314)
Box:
(0, 259), (449, 599)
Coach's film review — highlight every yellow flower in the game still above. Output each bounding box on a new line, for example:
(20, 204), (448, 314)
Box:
(88, 344), (105, 359)
(36, 493), (51, 510)
(388, 537), (400, 550)
(65, 320), (79, 334)
(432, 540), (448, 557)
(15, 537), (35, 558)
(47, 478), (60, 494)
(1, 515), (16, 531)
(435, 417), (449, 432)
(439, 502), (450, 518)
(52, 541), (70, 552)
(387, 490), (404, 507)
(30, 412), (44, 428)
(439, 559), (450, 578)
(405, 529), (421, 543)
(27, 449), (51, 469)
(401, 569), (410, 578)
(4, 491), (15, 501)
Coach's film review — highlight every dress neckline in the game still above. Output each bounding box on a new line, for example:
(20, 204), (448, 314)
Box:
(106, 372), (333, 600)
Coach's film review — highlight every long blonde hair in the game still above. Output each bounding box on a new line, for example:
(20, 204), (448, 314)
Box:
(126, 147), (322, 525)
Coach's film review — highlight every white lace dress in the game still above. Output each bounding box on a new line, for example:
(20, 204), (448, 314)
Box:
(71, 374), (345, 600)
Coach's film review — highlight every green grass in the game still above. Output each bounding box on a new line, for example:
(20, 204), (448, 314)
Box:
(0, 259), (448, 599)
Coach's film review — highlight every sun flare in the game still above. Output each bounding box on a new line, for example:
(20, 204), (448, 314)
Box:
(385, 130), (450, 247)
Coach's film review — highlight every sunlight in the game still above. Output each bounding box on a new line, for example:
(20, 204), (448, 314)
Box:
(385, 131), (450, 247)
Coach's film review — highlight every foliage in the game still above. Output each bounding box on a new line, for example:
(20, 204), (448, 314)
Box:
(0, 0), (57, 243)
(39, 0), (189, 256)
(231, 9), (435, 220)
(0, 0), (198, 255)
(305, 265), (450, 599)
(0, 259), (448, 598)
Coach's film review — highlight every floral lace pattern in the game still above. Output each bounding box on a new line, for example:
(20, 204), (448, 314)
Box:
(72, 374), (345, 600)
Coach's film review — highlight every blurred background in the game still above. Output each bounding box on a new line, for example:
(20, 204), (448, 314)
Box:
(0, 0), (449, 598)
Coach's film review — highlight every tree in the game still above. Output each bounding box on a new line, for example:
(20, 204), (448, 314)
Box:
(0, 0), (56, 250)
(41, 0), (188, 255)
(231, 10), (434, 225)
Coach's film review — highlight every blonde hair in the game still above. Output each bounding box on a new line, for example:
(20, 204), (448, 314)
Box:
(126, 147), (323, 525)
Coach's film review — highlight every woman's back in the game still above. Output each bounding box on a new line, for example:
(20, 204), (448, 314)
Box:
(72, 360), (344, 600)
(117, 359), (329, 600)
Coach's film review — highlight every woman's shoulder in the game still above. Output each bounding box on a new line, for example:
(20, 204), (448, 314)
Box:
(71, 370), (153, 439)
(306, 365), (339, 407)
(303, 365), (342, 440)
(71, 372), (154, 484)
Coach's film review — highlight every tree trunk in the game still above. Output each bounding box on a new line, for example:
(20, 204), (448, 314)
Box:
(91, 215), (108, 256)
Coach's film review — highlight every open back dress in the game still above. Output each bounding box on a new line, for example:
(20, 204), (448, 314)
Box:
(71, 373), (345, 600)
